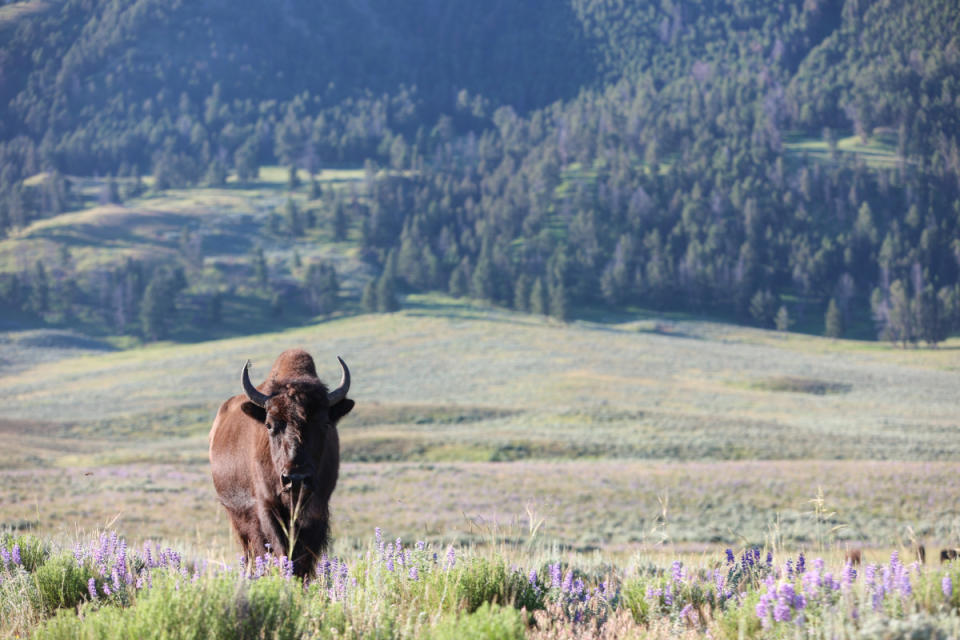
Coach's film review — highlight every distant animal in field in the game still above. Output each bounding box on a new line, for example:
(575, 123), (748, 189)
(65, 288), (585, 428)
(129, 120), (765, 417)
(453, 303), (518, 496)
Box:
(209, 349), (354, 578)
(941, 548), (959, 563)
(844, 548), (862, 566)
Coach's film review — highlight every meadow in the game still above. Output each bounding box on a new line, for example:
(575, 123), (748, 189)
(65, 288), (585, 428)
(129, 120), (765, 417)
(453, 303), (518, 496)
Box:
(2, 200), (960, 635)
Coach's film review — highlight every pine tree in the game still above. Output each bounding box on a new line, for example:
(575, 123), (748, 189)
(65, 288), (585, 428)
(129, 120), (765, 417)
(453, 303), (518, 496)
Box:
(825, 298), (843, 339)
(529, 277), (547, 315)
(549, 280), (568, 321)
(513, 274), (530, 312)
(376, 272), (398, 312)
(28, 260), (49, 314)
(361, 280), (377, 312)
(749, 290), (777, 327)
(775, 305), (792, 333)
(251, 247), (268, 289)
(332, 201), (348, 241)
(140, 267), (186, 340)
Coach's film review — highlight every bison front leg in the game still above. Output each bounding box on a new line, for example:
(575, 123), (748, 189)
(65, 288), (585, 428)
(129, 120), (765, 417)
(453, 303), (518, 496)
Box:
(250, 503), (288, 562)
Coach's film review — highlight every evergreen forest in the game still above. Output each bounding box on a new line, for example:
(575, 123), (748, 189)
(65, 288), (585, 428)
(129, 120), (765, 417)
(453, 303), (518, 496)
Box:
(1, 0), (959, 344)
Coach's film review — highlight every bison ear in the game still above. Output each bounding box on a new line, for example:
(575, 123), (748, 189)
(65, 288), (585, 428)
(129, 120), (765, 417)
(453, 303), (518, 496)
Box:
(329, 399), (354, 423)
(241, 401), (267, 423)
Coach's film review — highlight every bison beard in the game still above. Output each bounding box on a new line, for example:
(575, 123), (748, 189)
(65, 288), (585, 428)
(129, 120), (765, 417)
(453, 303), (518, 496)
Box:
(208, 349), (354, 578)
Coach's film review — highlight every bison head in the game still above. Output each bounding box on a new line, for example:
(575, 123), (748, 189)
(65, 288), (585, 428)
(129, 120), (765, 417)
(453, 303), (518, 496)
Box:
(240, 357), (353, 494)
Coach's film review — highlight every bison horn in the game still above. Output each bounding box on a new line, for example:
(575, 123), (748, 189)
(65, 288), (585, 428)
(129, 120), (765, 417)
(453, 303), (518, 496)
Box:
(241, 360), (273, 408)
(327, 356), (351, 405)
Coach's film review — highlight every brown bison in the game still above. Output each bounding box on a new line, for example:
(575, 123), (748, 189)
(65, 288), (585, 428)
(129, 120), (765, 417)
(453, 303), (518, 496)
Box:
(209, 349), (353, 577)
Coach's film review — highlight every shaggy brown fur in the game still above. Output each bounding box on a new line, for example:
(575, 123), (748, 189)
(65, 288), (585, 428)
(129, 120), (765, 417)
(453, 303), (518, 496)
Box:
(209, 349), (353, 577)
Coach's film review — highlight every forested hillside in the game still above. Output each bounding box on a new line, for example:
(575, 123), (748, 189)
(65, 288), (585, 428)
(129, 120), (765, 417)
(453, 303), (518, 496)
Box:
(1, 0), (959, 344)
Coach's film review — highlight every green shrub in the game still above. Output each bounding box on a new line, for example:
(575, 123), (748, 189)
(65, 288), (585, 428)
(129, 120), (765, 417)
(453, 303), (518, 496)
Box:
(456, 558), (544, 613)
(34, 571), (312, 640)
(429, 602), (526, 640)
(1, 533), (50, 571)
(33, 553), (92, 612)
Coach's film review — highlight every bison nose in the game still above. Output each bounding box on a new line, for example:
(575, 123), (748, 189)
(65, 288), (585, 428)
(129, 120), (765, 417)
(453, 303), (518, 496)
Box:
(281, 473), (312, 489)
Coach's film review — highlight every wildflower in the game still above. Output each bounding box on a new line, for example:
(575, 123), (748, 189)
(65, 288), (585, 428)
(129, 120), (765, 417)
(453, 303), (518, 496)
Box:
(549, 563), (562, 588)
(786, 559), (793, 576)
(796, 553), (805, 574)
(88, 578), (98, 600)
(766, 551), (773, 566)
(416, 541), (425, 551)
(562, 570), (573, 593)
(670, 560), (683, 584)
(385, 556), (394, 572)
(528, 569), (538, 587)
(254, 555), (265, 578)
(725, 549), (735, 565)
(943, 575), (953, 598)
(445, 545), (455, 569)
(409, 566), (419, 581)
(842, 562), (856, 590)
(772, 599), (791, 623)
(897, 568), (912, 596)
(0, 548), (9, 567)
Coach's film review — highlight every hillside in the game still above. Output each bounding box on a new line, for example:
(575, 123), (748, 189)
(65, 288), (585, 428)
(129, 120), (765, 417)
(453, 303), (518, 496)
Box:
(1, 0), (959, 344)
(2, 299), (958, 547)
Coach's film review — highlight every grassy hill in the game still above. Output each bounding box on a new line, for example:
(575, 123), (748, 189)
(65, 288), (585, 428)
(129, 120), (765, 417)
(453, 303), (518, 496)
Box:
(2, 297), (958, 549)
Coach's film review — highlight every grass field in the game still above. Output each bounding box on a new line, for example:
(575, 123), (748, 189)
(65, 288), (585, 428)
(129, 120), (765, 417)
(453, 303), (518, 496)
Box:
(784, 129), (900, 168)
(1, 296), (958, 554)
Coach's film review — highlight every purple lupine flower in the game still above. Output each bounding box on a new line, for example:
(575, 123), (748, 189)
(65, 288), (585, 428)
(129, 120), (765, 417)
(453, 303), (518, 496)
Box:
(0, 548), (10, 567)
(528, 569), (538, 586)
(772, 599), (791, 622)
(111, 569), (121, 592)
(796, 553), (805, 574)
(254, 555), (265, 578)
(864, 564), (876, 588)
(416, 541), (425, 551)
(88, 578), (98, 600)
(385, 556), (394, 572)
(785, 559), (794, 577)
(562, 570), (573, 593)
(445, 545), (455, 569)
(103, 583), (112, 597)
(755, 594), (770, 622)
(943, 575), (953, 598)
(680, 603), (693, 621)
(670, 560), (683, 584)
(550, 563), (561, 588)
(572, 577), (585, 599)
(409, 566), (419, 581)
(897, 568), (912, 596)
(11, 545), (20, 566)
(726, 549), (735, 565)
(842, 563), (856, 589)
(766, 551), (773, 566)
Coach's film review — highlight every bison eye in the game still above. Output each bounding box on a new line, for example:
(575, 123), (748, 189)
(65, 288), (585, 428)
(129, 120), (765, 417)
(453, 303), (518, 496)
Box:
(267, 420), (285, 435)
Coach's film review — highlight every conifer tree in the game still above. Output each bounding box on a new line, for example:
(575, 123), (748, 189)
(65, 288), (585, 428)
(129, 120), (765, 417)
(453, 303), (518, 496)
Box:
(825, 298), (843, 339)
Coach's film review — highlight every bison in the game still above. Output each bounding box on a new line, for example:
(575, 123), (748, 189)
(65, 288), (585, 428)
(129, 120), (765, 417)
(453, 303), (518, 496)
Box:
(209, 349), (354, 577)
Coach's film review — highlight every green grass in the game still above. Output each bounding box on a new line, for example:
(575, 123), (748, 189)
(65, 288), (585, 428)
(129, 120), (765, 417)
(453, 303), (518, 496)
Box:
(1, 297), (959, 550)
(784, 129), (900, 168)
